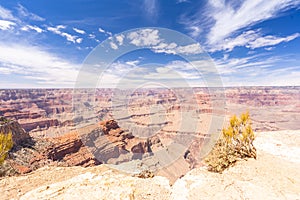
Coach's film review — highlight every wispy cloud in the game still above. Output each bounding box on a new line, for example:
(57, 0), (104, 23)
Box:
(210, 30), (300, 52)
(126, 29), (203, 55)
(205, 0), (300, 44)
(0, 20), (16, 30)
(188, 26), (202, 38)
(98, 27), (112, 36)
(142, 0), (159, 22)
(248, 33), (300, 49)
(98, 59), (206, 88)
(0, 42), (79, 87)
(73, 27), (85, 34)
(0, 5), (45, 33)
(0, 5), (17, 21)
(152, 42), (203, 55)
(177, 0), (189, 3)
(47, 25), (82, 44)
(214, 53), (300, 86)
(21, 25), (44, 33)
(0, 6), (18, 31)
(181, 0), (300, 47)
(17, 4), (45, 21)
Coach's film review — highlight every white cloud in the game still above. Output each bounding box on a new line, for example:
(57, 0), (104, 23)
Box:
(127, 29), (161, 46)
(89, 34), (96, 39)
(210, 30), (300, 52)
(110, 42), (118, 50)
(116, 34), (124, 45)
(87, 55), (300, 88)
(21, 25), (44, 33)
(125, 60), (140, 66)
(56, 25), (66, 30)
(47, 25), (64, 34)
(248, 33), (300, 49)
(98, 28), (105, 33)
(73, 27), (85, 34)
(176, 43), (203, 54)
(152, 42), (203, 55)
(0, 20), (16, 30)
(127, 29), (203, 55)
(0, 43), (79, 87)
(95, 59), (209, 88)
(188, 26), (202, 38)
(98, 27), (112, 36)
(265, 47), (274, 51)
(206, 0), (300, 44)
(47, 25), (81, 44)
(211, 54), (300, 86)
(0, 5), (16, 20)
(214, 54), (281, 76)
(62, 32), (78, 43)
(17, 4), (45, 21)
(151, 42), (178, 54)
(76, 38), (83, 44)
(139, 61), (205, 87)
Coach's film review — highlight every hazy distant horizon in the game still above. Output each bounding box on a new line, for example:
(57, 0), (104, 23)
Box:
(1, 85), (300, 90)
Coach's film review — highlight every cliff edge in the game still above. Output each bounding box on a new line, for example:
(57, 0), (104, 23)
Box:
(1, 130), (299, 199)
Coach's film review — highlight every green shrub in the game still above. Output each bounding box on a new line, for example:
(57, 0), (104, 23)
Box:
(205, 111), (256, 173)
(0, 131), (13, 165)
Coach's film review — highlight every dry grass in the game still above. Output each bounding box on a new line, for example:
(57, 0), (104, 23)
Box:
(205, 111), (257, 173)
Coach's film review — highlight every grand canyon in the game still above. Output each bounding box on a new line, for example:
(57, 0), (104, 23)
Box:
(0, 87), (300, 199)
(0, 87), (300, 197)
(1, 1), (300, 199)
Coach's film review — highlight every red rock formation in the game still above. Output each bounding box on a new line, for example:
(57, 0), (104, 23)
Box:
(20, 118), (60, 132)
(44, 132), (100, 167)
(0, 117), (30, 146)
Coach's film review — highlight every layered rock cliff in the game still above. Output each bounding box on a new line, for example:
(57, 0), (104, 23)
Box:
(1, 118), (163, 176)
(0, 130), (299, 200)
(0, 117), (30, 146)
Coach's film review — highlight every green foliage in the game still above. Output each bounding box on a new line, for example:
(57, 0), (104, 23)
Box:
(205, 111), (256, 173)
(0, 131), (13, 165)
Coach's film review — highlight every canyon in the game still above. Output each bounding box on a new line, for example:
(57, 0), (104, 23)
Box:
(0, 87), (299, 199)
(1, 87), (300, 175)
(1, 130), (299, 199)
(1, 87), (299, 136)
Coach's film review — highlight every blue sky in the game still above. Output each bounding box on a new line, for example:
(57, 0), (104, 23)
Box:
(0, 0), (299, 88)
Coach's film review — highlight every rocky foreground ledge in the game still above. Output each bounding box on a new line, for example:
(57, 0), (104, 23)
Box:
(1, 130), (300, 200)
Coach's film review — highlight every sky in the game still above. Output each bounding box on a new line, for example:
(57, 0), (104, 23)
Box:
(0, 0), (300, 88)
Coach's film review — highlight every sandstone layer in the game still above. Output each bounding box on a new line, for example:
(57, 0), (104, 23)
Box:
(1, 130), (299, 200)
(1, 87), (299, 137)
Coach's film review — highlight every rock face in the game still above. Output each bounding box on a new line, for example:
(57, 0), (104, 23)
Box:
(0, 89), (74, 134)
(3, 119), (162, 176)
(21, 170), (171, 200)
(21, 119), (59, 132)
(1, 130), (299, 200)
(0, 117), (30, 146)
(34, 132), (101, 167)
(81, 120), (162, 164)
